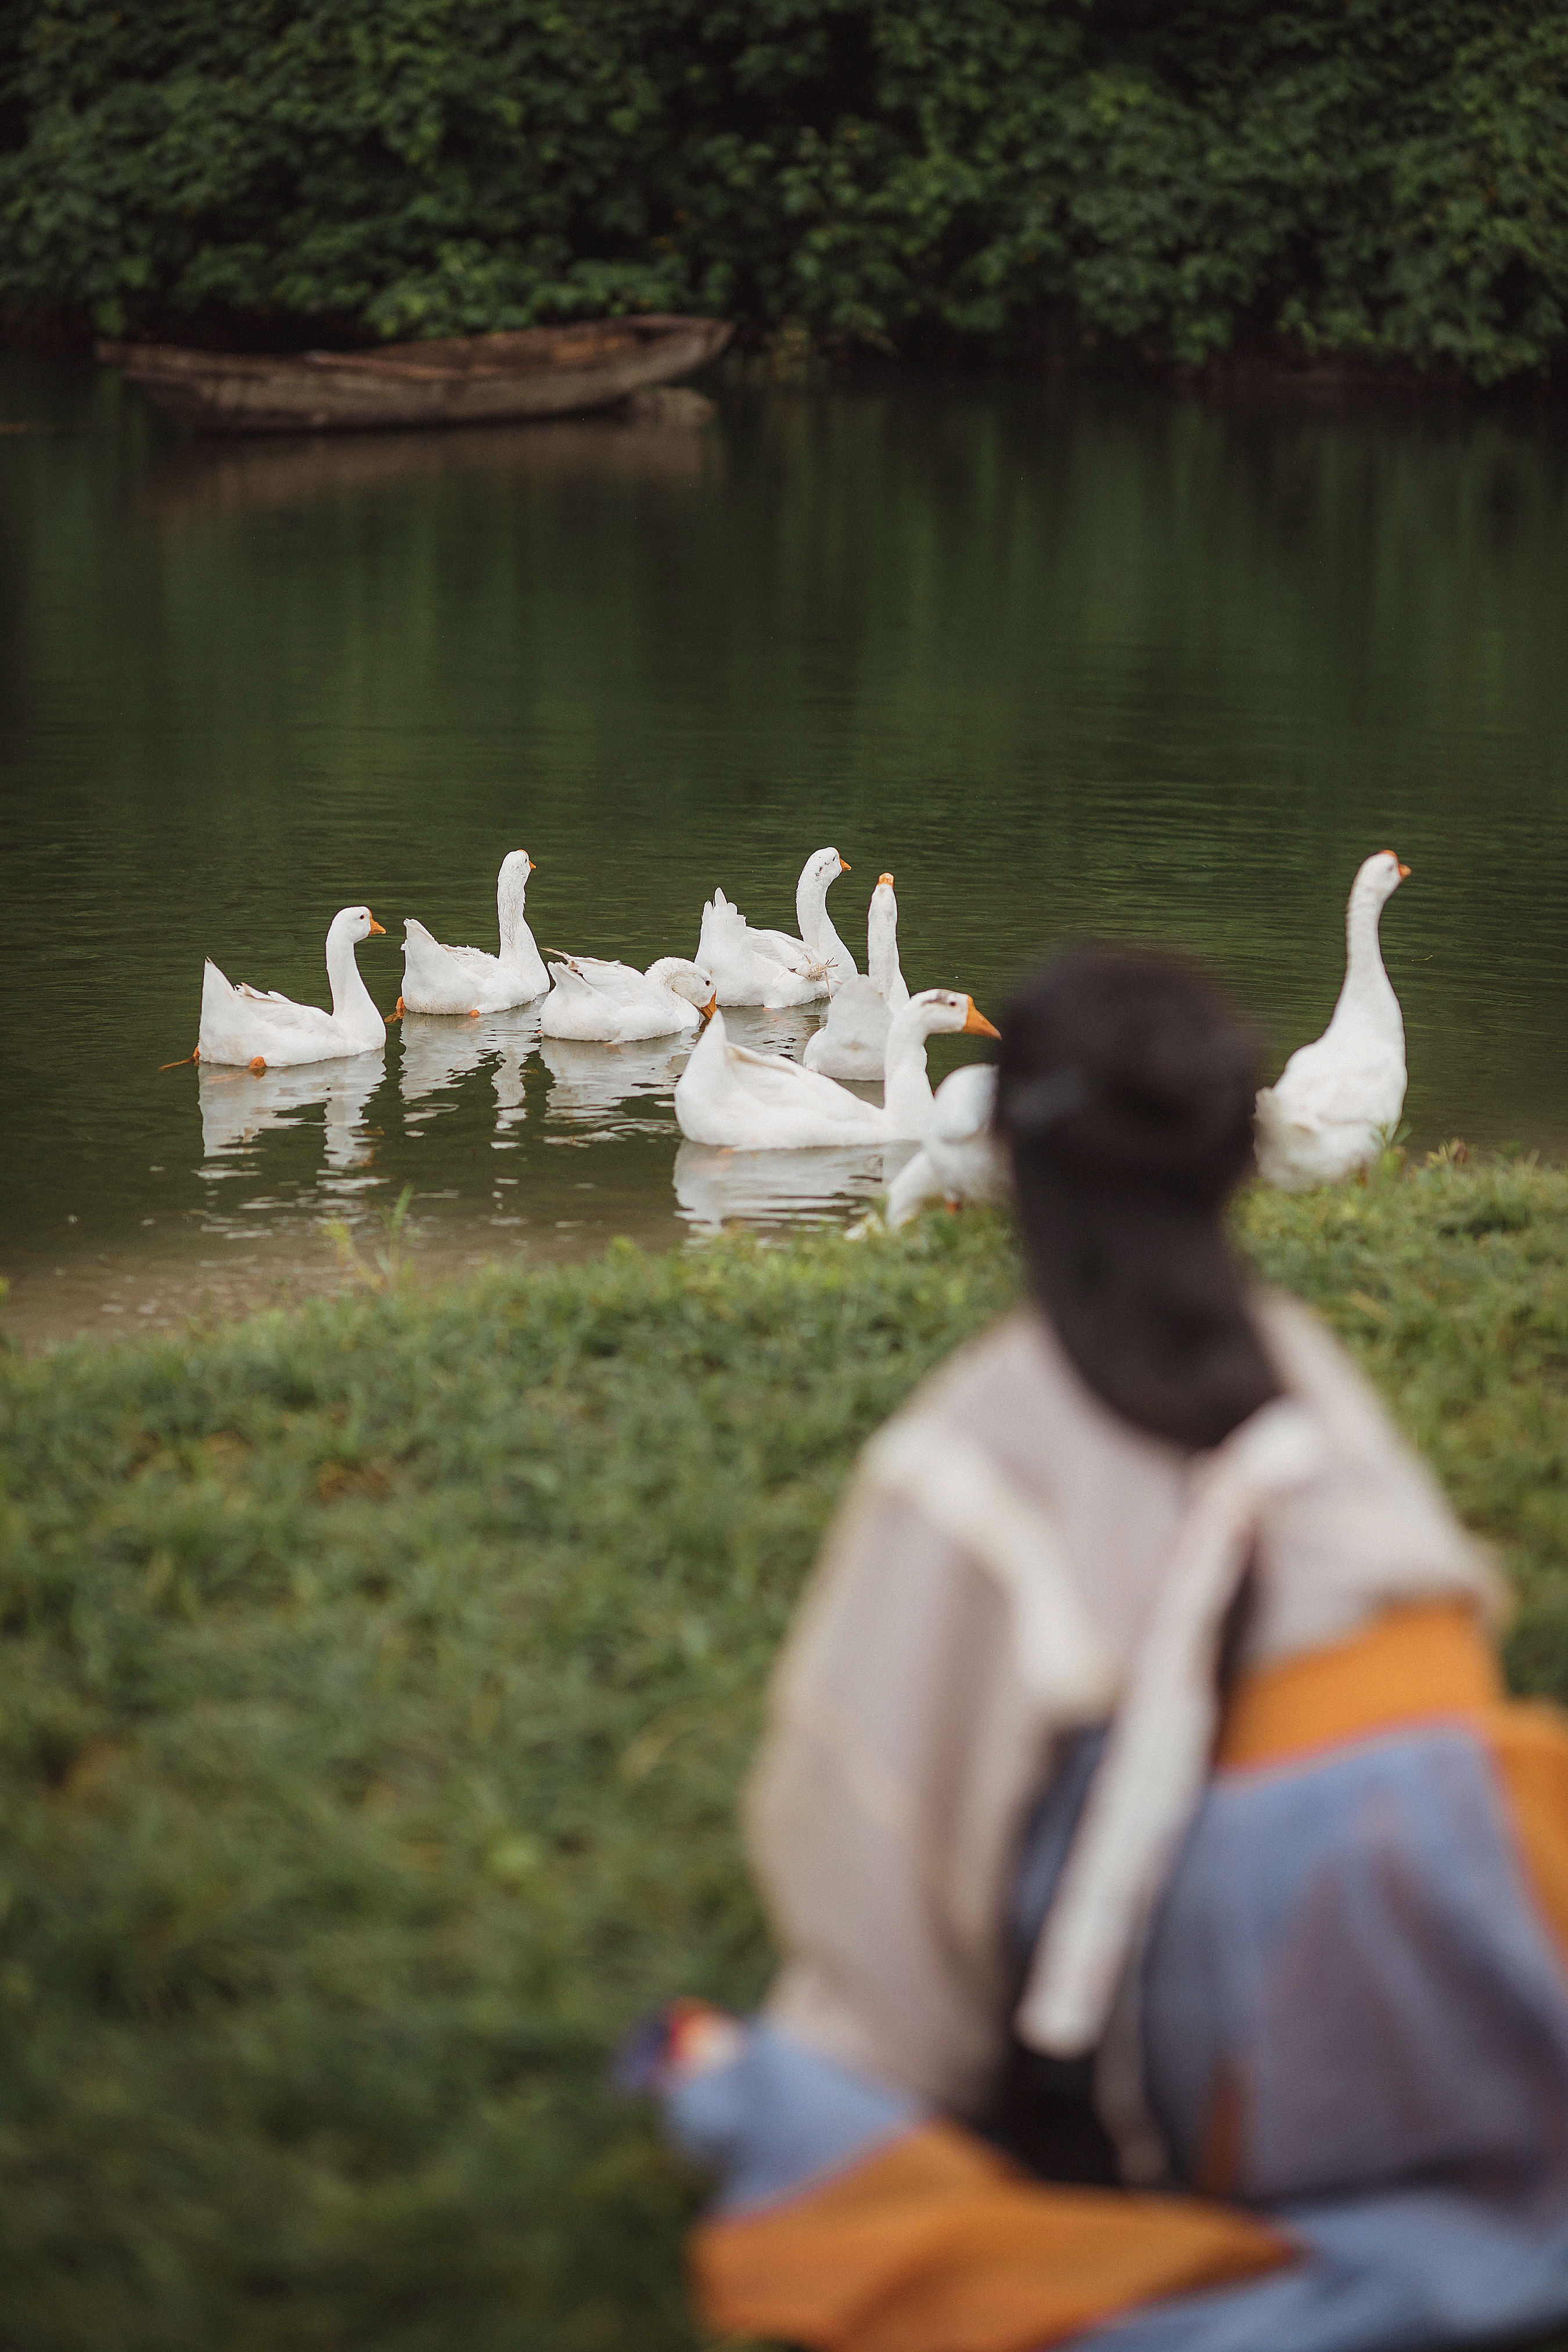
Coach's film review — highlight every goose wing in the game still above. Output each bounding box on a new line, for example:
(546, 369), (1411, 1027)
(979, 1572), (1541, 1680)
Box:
(721, 1035), (886, 1131)
(1271, 1030), (1405, 1127)
(431, 941), (503, 983)
(573, 956), (658, 1007)
(749, 926), (822, 979)
(200, 961), (344, 1064)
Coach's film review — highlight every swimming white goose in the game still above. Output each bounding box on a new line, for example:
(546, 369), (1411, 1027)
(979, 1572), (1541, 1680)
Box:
(758, 847), (858, 1007)
(539, 956), (715, 1042)
(883, 988), (1001, 1141)
(674, 1006), (889, 1149)
(887, 1064), (1008, 1225)
(696, 850), (854, 1007)
(197, 905), (389, 1070)
(804, 873), (909, 1078)
(1255, 850), (1411, 1191)
(400, 849), (548, 1015)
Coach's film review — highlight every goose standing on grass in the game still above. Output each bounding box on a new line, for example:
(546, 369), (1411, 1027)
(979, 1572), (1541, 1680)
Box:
(887, 1065), (1007, 1225)
(804, 873), (909, 1079)
(401, 849), (548, 1015)
(882, 987), (1001, 1141)
(674, 1007), (890, 1149)
(197, 905), (389, 1071)
(539, 956), (716, 1043)
(1255, 849), (1411, 1191)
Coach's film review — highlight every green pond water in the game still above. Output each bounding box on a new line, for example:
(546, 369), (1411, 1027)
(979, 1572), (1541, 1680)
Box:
(2, 356), (1566, 1343)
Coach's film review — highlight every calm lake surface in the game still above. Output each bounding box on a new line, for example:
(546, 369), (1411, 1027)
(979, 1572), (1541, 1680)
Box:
(3, 357), (1566, 1343)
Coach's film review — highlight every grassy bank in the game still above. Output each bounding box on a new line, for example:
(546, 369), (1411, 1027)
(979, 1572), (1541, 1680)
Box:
(0, 1156), (1565, 2351)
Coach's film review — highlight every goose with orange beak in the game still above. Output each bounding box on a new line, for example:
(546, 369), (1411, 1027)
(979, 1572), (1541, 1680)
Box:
(540, 955), (717, 1043)
(1256, 848), (1411, 1189)
(882, 988), (1001, 1139)
(674, 985), (998, 1150)
(196, 905), (390, 1070)
(401, 848), (547, 1015)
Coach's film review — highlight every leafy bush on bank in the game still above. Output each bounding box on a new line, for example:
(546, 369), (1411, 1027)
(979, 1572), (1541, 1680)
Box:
(1, 2), (1566, 384)
(0, 1157), (1565, 2347)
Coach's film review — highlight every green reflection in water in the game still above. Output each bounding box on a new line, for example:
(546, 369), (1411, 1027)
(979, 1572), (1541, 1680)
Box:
(2, 359), (1565, 1325)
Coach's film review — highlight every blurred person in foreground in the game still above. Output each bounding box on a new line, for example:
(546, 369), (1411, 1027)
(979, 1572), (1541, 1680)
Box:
(630, 947), (1568, 2352)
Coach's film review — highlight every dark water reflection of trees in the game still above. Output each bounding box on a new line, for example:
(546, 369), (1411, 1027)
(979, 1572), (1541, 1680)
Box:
(2, 358), (1565, 1301)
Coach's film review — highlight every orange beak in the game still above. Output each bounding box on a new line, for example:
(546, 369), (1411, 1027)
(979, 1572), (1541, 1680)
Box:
(1397, 862), (1411, 879)
(963, 999), (1001, 1039)
(839, 858), (851, 873)
(879, 872), (894, 886)
(367, 916), (386, 936)
(703, 994), (718, 1019)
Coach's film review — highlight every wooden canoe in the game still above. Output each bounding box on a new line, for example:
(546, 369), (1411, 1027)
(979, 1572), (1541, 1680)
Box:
(96, 314), (733, 437)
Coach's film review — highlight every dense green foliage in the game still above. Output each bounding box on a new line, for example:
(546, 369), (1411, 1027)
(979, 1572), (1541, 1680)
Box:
(0, 1159), (1566, 2347)
(1, 1), (1566, 382)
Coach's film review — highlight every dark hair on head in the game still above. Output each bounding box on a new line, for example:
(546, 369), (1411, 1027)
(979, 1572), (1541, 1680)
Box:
(994, 945), (1279, 1452)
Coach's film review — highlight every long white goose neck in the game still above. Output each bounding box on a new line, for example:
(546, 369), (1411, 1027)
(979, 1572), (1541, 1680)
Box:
(868, 889), (906, 1006)
(797, 862), (856, 980)
(1332, 876), (1400, 1034)
(325, 925), (380, 1035)
(497, 874), (535, 967)
(883, 999), (941, 1135)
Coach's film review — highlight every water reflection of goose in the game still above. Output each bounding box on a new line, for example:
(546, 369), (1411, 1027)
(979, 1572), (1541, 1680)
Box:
(538, 1033), (689, 1127)
(493, 1049), (528, 1138)
(673, 1139), (914, 1233)
(398, 1004), (540, 1109)
(199, 1055), (383, 1171)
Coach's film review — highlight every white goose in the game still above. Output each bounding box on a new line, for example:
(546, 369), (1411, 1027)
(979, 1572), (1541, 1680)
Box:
(1255, 850), (1411, 1191)
(888, 1065), (1008, 1225)
(759, 847), (858, 1007)
(197, 905), (389, 1071)
(674, 1007), (889, 1149)
(696, 849), (854, 1006)
(883, 987), (1001, 1141)
(804, 872), (909, 1079)
(539, 956), (715, 1042)
(400, 849), (548, 1015)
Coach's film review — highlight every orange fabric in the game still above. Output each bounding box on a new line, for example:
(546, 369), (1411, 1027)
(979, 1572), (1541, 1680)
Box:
(1216, 1602), (1568, 1973)
(1486, 1703), (1568, 1965)
(1215, 1602), (1501, 1772)
(691, 2120), (1293, 2352)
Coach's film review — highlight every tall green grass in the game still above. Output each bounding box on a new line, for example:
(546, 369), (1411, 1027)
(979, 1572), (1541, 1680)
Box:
(0, 1155), (1565, 2350)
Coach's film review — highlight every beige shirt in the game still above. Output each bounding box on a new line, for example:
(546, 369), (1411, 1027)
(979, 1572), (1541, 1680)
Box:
(747, 1297), (1497, 2117)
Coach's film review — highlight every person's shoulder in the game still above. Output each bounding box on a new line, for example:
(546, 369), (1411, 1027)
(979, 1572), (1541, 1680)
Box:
(883, 1311), (1095, 1501)
(905, 1310), (1055, 1435)
(1250, 1286), (1383, 1414)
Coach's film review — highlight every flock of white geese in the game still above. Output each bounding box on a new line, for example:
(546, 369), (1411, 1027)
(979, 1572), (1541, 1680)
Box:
(190, 844), (1412, 1217)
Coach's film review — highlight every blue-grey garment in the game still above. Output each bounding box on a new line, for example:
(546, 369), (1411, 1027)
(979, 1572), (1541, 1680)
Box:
(661, 1718), (1568, 2350)
(661, 2019), (922, 2214)
(1081, 1726), (1568, 2352)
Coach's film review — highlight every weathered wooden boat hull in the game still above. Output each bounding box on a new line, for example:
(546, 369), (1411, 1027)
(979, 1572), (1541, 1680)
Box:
(97, 316), (732, 436)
